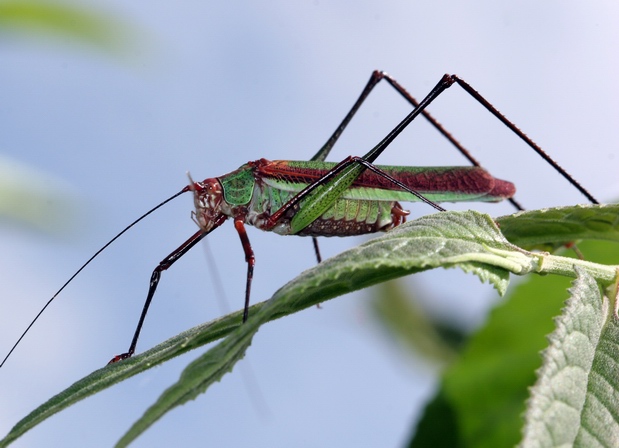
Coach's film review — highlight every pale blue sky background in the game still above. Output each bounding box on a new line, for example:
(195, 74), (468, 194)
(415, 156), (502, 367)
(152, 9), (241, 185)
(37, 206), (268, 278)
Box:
(1, 2), (618, 447)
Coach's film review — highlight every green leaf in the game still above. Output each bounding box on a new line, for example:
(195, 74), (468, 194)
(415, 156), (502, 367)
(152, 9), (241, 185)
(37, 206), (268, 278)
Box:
(2, 209), (617, 446)
(520, 267), (619, 447)
(116, 295), (284, 447)
(497, 203), (619, 251)
(410, 263), (575, 447)
(113, 210), (533, 444)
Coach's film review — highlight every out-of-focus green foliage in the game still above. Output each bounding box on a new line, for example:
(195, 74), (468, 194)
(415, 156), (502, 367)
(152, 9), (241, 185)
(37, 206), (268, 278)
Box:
(0, 0), (132, 54)
(0, 156), (76, 235)
(0, 1), (138, 235)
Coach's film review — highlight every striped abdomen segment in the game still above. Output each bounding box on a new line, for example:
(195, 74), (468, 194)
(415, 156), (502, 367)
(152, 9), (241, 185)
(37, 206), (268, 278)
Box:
(296, 198), (407, 236)
(249, 181), (405, 237)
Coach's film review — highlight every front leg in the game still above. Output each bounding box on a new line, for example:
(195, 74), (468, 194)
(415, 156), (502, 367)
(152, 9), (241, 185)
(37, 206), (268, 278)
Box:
(233, 218), (255, 323)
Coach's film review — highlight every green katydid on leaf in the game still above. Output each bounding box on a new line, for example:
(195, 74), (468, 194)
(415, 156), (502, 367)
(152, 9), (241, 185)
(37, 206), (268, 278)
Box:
(0, 71), (613, 446)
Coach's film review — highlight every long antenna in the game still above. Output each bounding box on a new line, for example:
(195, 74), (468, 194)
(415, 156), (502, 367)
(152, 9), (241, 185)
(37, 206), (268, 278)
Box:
(0, 187), (190, 369)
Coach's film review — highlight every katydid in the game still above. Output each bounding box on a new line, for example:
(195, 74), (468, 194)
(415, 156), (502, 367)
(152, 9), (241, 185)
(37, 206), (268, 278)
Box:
(0, 72), (598, 368)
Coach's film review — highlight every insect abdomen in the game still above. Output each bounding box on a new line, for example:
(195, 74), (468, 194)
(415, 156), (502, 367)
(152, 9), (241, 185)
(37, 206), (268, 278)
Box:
(248, 182), (402, 236)
(297, 198), (398, 236)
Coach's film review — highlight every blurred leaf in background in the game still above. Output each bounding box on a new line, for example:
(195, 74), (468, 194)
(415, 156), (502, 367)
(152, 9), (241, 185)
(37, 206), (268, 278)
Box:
(0, 0), (134, 55)
(0, 0), (138, 235)
(0, 155), (77, 235)
(371, 280), (463, 366)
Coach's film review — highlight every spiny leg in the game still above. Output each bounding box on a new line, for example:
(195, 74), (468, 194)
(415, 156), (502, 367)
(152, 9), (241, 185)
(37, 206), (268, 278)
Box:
(233, 219), (256, 323)
(311, 71), (384, 163)
(309, 71), (384, 262)
(310, 71), (467, 261)
(361, 74), (598, 207)
(315, 72), (598, 213)
(313, 70), (598, 212)
(266, 76), (458, 233)
(307, 70), (529, 261)
(389, 74), (599, 259)
(311, 238), (322, 263)
(311, 71), (479, 165)
(450, 76), (598, 205)
(446, 75), (599, 258)
(0, 188), (190, 369)
(345, 73), (524, 210)
(265, 154), (444, 233)
(381, 73), (598, 206)
(109, 221), (224, 363)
